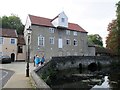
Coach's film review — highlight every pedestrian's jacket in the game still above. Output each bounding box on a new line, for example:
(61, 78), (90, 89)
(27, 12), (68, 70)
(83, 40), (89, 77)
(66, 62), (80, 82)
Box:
(35, 57), (40, 64)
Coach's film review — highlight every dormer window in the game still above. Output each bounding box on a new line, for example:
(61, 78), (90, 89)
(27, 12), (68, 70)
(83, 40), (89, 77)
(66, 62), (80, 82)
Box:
(61, 18), (65, 23)
(51, 12), (68, 28)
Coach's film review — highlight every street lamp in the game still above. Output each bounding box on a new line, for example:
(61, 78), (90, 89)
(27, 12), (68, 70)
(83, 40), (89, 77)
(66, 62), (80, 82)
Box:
(26, 26), (32, 77)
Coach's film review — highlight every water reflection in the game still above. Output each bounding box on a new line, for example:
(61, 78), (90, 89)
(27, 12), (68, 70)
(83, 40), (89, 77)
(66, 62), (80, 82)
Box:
(91, 76), (110, 90)
(46, 67), (120, 89)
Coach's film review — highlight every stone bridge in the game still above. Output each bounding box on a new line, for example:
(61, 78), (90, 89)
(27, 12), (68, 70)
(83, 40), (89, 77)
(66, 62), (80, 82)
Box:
(33, 56), (119, 88)
(51, 56), (114, 70)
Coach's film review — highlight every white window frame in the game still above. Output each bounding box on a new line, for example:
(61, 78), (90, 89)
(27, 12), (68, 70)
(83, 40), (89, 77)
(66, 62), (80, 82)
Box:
(49, 28), (55, 33)
(74, 39), (78, 46)
(73, 31), (77, 36)
(50, 37), (54, 44)
(0, 37), (3, 44)
(61, 18), (65, 23)
(66, 30), (70, 35)
(66, 39), (71, 45)
(11, 38), (15, 44)
(38, 35), (45, 46)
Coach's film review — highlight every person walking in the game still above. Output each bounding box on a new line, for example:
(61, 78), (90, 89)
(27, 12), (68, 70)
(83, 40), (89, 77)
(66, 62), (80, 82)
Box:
(41, 54), (45, 65)
(35, 55), (40, 67)
(33, 55), (37, 67)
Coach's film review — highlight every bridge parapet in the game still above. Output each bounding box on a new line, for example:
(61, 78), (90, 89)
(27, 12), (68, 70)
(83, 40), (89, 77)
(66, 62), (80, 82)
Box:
(51, 56), (113, 70)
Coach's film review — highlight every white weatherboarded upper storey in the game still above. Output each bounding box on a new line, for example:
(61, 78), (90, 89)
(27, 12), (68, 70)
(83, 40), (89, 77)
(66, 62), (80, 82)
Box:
(51, 12), (68, 28)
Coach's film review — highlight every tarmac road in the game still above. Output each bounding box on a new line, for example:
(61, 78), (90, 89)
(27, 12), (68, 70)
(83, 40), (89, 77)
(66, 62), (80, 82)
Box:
(0, 69), (14, 88)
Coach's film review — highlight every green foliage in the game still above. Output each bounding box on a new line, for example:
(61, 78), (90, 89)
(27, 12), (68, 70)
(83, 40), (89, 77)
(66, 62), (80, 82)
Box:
(106, 20), (118, 55)
(1, 14), (24, 35)
(110, 60), (120, 70)
(116, 1), (120, 56)
(88, 34), (103, 47)
(106, 1), (120, 56)
(2, 16), (9, 28)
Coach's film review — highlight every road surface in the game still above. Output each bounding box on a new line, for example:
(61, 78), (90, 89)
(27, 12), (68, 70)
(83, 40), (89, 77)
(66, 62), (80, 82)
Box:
(0, 69), (14, 88)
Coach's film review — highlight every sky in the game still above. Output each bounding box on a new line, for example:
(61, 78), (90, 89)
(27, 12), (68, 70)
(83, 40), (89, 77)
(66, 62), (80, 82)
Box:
(0, 0), (119, 47)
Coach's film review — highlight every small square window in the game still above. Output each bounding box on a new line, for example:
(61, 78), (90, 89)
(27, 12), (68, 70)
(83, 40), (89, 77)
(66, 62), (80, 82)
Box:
(66, 30), (70, 35)
(11, 39), (15, 44)
(49, 28), (55, 33)
(61, 18), (65, 22)
(73, 31), (77, 36)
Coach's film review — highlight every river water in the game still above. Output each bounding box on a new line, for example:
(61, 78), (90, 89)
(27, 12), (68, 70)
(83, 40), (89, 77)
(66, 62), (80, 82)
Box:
(46, 67), (120, 90)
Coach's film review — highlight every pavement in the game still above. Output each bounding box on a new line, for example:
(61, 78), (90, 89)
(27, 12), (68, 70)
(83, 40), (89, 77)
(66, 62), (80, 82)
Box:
(0, 62), (36, 89)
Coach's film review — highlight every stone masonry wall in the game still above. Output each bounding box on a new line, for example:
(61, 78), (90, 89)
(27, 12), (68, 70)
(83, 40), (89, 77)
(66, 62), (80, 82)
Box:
(37, 56), (118, 75)
(51, 56), (113, 70)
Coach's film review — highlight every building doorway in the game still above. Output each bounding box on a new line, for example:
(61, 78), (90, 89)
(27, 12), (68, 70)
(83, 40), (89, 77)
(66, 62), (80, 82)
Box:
(11, 53), (15, 62)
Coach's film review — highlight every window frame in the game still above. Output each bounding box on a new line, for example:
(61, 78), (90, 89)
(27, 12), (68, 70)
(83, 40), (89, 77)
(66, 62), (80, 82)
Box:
(11, 38), (15, 44)
(49, 28), (55, 33)
(66, 30), (70, 35)
(73, 39), (78, 46)
(66, 39), (71, 45)
(38, 35), (45, 46)
(61, 18), (65, 23)
(49, 37), (54, 44)
(0, 37), (3, 44)
(73, 31), (77, 36)
(18, 46), (23, 53)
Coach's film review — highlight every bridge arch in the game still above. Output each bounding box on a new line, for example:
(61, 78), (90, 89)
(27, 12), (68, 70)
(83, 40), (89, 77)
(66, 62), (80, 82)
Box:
(88, 62), (97, 72)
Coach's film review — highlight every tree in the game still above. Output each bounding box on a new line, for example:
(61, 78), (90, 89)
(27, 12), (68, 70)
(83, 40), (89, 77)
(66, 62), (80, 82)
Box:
(116, 1), (120, 56)
(2, 16), (9, 28)
(1, 14), (24, 35)
(106, 1), (120, 56)
(88, 34), (103, 47)
(106, 20), (118, 55)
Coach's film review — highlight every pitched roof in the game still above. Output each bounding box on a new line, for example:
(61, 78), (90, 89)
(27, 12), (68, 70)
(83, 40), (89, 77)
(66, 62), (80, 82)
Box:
(0, 28), (18, 38)
(17, 35), (26, 45)
(29, 15), (53, 27)
(29, 14), (87, 33)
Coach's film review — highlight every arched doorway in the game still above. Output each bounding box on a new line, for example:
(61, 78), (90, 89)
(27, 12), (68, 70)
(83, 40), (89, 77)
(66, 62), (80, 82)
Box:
(11, 53), (15, 62)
